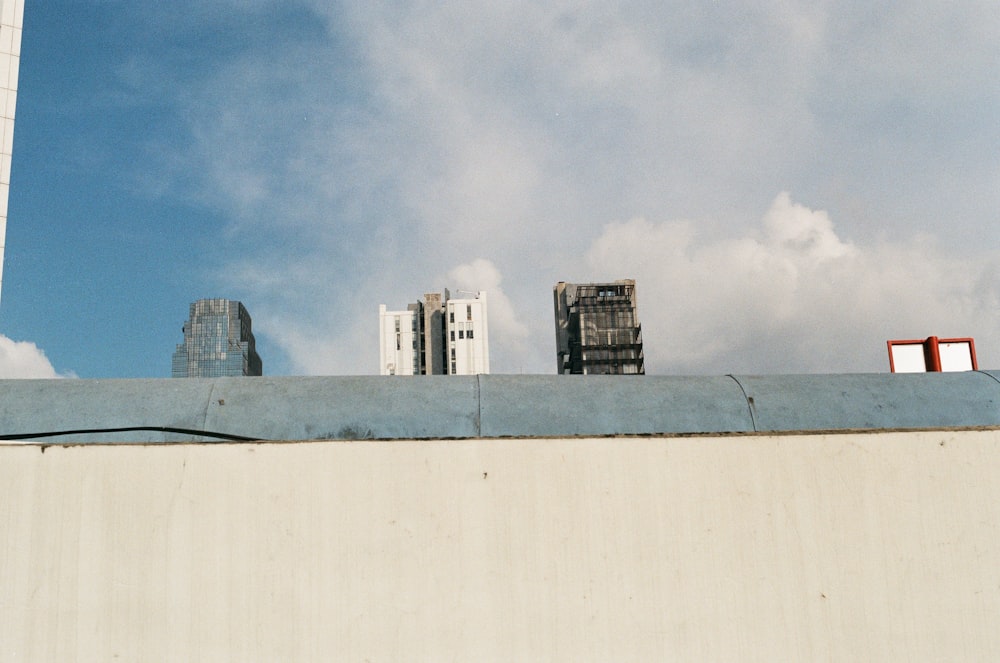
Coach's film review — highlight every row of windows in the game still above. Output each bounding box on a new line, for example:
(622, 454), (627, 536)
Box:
(582, 363), (641, 375)
(448, 304), (475, 323)
(392, 315), (418, 333)
(581, 349), (642, 361)
(575, 284), (634, 300)
(394, 333), (418, 351)
(579, 310), (635, 330)
(579, 329), (640, 346)
(171, 354), (253, 377)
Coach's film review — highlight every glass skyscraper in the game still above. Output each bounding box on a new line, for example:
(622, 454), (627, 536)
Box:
(171, 299), (263, 377)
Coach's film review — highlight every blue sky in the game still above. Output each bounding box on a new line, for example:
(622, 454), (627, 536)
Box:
(1, 0), (998, 378)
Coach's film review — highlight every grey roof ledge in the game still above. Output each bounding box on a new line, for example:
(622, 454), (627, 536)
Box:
(2, 372), (1000, 443)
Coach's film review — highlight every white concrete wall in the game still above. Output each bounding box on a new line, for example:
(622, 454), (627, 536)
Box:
(2, 430), (1000, 661)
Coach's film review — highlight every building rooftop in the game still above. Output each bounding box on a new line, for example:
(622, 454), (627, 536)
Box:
(3, 371), (1000, 443)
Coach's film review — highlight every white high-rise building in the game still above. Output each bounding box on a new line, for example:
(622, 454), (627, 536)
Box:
(443, 291), (489, 376)
(378, 304), (420, 376)
(0, 0), (24, 302)
(379, 290), (489, 375)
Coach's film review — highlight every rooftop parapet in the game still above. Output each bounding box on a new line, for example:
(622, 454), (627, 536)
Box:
(2, 372), (1000, 443)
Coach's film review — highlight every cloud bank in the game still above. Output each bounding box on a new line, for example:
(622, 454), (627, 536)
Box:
(586, 193), (1000, 374)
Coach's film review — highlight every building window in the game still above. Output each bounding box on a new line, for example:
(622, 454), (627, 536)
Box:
(459, 330), (464, 339)
(467, 305), (472, 320)
(468, 329), (474, 339)
(450, 330), (455, 341)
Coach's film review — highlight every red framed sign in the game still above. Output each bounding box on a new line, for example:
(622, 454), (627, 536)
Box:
(887, 336), (978, 373)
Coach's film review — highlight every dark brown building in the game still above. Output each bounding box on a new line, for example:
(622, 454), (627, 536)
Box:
(553, 280), (644, 375)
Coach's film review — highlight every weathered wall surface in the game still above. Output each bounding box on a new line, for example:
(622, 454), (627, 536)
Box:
(6, 372), (1000, 443)
(2, 431), (999, 661)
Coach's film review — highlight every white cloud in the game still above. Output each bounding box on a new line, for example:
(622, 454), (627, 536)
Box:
(0, 336), (71, 379)
(447, 258), (530, 370)
(585, 193), (1000, 374)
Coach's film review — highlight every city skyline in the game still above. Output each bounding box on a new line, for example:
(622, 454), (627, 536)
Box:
(1, 2), (998, 378)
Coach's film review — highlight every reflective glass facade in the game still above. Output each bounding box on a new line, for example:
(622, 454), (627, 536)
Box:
(171, 299), (262, 377)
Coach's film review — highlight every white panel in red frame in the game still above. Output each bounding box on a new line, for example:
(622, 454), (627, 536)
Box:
(887, 336), (977, 373)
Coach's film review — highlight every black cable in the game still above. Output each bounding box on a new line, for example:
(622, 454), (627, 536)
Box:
(0, 426), (264, 442)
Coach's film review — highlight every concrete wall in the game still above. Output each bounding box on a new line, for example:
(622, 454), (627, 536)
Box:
(3, 430), (1000, 661)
